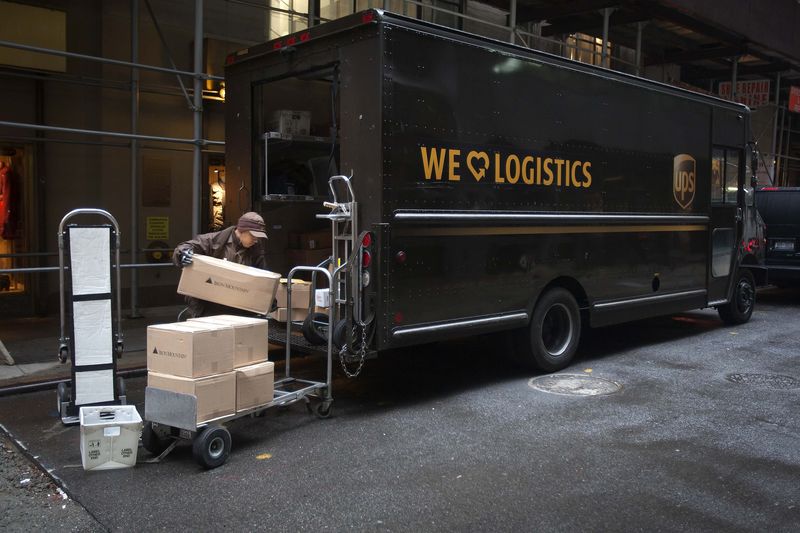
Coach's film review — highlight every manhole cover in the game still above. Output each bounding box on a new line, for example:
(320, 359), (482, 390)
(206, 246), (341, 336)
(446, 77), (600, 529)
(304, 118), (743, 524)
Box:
(528, 374), (621, 396)
(726, 373), (800, 390)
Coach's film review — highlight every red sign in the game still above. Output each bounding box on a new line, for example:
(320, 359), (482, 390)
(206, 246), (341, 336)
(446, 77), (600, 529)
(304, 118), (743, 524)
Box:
(789, 86), (800, 113)
(719, 79), (771, 108)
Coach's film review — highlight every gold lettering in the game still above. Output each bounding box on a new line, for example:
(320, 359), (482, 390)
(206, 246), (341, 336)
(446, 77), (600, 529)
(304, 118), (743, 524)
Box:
(554, 159), (565, 186)
(448, 149), (461, 181)
(522, 156), (535, 185)
(542, 158), (554, 185)
(582, 162), (592, 188)
(536, 157), (542, 185)
(420, 146), (445, 180)
(506, 155), (520, 184)
(571, 160), (582, 187)
(494, 153), (504, 183)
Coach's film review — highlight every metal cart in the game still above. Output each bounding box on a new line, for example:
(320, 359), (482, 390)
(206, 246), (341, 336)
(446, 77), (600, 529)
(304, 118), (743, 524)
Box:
(56, 208), (126, 425)
(142, 265), (338, 469)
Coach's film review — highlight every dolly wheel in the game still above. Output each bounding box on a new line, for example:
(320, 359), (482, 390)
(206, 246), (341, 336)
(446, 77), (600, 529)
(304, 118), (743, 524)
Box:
(141, 421), (171, 456)
(56, 382), (70, 415)
(193, 426), (231, 469)
(302, 312), (330, 345)
(58, 346), (70, 364)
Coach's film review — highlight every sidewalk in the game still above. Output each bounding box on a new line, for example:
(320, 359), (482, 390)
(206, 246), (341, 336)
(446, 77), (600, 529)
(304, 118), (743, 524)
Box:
(0, 305), (184, 389)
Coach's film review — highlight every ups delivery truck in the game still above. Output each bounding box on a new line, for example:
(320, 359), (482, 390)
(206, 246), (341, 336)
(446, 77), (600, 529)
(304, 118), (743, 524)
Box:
(224, 10), (758, 372)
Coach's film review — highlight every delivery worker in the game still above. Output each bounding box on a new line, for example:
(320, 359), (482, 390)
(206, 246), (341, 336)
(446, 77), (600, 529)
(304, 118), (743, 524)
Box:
(173, 211), (268, 318)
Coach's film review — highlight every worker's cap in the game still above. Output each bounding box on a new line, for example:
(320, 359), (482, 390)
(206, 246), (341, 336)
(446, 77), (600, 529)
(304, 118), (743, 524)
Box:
(237, 212), (268, 239)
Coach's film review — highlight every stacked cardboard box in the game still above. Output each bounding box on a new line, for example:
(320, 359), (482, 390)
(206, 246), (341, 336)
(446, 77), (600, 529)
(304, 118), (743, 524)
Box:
(270, 279), (311, 323)
(146, 317), (275, 423)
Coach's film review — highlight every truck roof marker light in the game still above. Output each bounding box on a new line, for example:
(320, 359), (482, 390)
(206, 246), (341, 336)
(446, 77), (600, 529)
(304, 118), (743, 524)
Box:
(273, 41), (282, 50)
(286, 36), (297, 46)
(362, 11), (375, 24)
(395, 251), (406, 264)
(225, 54), (235, 65)
(362, 250), (372, 268)
(300, 32), (310, 42)
(393, 311), (404, 325)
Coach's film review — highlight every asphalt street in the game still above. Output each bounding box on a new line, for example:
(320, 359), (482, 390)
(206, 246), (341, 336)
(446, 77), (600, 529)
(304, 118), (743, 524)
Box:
(1, 287), (798, 531)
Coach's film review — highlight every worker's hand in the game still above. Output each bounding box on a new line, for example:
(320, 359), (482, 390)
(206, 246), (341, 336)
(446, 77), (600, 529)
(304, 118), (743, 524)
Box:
(178, 249), (194, 267)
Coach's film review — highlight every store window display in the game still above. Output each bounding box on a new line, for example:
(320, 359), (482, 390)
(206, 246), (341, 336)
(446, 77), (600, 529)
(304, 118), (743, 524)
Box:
(0, 151), (24, 294)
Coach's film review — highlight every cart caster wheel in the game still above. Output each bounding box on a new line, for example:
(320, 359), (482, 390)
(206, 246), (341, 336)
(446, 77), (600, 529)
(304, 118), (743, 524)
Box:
(58, 345), (70, 364)
(193, 426), (231, 469)
(56, 382), (70, 415)
(142, 421), (171, 456)
(313, 402), (333, 419)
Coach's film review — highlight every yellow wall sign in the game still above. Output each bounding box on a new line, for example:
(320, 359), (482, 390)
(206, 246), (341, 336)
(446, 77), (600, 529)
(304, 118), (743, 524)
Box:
(420, 146), (593, 188)
(146, 216), (169, 240)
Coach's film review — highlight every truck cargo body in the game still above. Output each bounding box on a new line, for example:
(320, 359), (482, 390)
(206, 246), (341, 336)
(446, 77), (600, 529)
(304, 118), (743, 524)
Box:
(225, 10), (755, 370)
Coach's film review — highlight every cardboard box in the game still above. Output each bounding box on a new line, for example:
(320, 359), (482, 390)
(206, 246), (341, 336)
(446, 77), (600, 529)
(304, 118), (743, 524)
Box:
(299, 229), (332, 250)
(270, 109), (310, 136)
(188, 315), (269, 368)
(147, 322), (235, 378)
(275, 279), (312, 309)
(269, 307), (308, 323)
(148, 371), (236, 425)
(287, 248), (332, 268)
(177, 255), (281, 315)
(236, 361), (275, 412)
(79, 406), (142, 471)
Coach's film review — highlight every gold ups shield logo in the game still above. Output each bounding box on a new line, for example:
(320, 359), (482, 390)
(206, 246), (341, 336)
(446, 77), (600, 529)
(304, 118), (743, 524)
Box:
(673, 154), (696, 209)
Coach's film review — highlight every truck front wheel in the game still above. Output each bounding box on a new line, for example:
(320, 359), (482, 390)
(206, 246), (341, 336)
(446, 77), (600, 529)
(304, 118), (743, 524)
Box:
(718, 269), (755, 325)
(517, 288), (581, 372)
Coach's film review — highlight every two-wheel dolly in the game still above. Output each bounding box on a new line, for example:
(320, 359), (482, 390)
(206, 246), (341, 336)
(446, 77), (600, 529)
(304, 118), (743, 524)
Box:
(55, 209), (126, 425)
(142, 265), (335, 469)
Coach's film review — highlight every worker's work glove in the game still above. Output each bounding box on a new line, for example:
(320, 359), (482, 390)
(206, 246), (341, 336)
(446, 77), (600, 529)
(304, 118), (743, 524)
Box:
(178, 249), (194, 267)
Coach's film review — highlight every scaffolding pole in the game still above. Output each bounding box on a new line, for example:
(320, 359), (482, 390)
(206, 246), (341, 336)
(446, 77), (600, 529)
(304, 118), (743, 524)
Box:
(193, 0), (204, 235)
(131, 0), (141, 318)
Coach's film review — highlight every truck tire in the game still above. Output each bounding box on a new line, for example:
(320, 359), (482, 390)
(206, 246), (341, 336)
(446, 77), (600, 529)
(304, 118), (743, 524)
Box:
(718, 269), (755, 325)
(517, 288), (581, 372)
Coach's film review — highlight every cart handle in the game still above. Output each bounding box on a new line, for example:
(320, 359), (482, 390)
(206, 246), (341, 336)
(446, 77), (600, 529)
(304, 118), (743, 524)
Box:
(57, 208), (124, 357)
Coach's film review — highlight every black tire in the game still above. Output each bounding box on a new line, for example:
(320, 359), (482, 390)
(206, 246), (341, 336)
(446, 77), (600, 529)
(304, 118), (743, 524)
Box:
(56, 382), (69, 414)
(516, 288), (581, 372)
(314, 401), (333, 419)
(141, 421), (171, 456)
(332, 319), (349, 349)
(192, 426), (231, 469)
(718, 269), (755, 325)
(302, 312), (330, 345)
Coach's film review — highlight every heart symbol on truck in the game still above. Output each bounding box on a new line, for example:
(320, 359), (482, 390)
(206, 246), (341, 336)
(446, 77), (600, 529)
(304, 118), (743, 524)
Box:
(467, 151), (490, 181)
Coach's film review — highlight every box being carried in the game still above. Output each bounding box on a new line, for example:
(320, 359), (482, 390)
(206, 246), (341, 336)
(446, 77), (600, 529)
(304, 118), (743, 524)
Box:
(80, 405), (142, 471)
(177, 255), (281, 315)
(269, 307), (308, 323)
(188, 315), (269, 368)
(147, 322), (234, 378)
(148, 371), (236, 425)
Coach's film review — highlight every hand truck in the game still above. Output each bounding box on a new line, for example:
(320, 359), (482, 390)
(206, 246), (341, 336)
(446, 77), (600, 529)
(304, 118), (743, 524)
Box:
(56, 208), (126, 425)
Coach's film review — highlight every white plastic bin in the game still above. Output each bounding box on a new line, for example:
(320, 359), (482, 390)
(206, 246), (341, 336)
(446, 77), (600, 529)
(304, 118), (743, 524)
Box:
(79, 405), (142, 471)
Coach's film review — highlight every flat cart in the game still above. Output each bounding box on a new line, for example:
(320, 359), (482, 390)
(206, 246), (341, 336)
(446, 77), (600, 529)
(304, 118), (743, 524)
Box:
(143, 265), (337, 469)
(56, 208), (126, 425)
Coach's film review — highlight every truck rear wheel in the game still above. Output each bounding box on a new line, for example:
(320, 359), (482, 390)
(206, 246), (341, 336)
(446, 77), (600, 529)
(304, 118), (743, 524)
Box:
(517, 288), (581, 372)
(718, 269), (755, 325)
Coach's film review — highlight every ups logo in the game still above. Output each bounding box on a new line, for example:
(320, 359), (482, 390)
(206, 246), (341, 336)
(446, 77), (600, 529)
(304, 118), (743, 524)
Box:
(673, 154), (696, 209)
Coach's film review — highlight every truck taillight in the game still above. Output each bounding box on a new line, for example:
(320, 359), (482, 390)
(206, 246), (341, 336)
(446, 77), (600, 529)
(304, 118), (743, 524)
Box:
(362, 232), (373, 247)
(362, 250), (372, 268)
